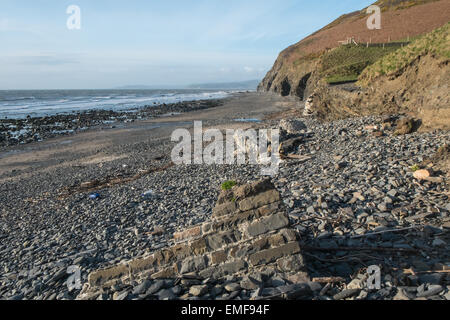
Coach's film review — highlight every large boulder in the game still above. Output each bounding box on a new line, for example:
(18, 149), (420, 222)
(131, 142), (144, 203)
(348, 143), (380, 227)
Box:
(279, 119), (307, 134)
(394, 117), (417, 135)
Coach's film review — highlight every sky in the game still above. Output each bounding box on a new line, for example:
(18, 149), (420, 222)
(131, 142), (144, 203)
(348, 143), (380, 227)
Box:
(0, 0), (374, 89)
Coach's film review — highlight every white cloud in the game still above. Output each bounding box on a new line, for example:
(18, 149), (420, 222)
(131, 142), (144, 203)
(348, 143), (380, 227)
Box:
(244, 66), (254, 73)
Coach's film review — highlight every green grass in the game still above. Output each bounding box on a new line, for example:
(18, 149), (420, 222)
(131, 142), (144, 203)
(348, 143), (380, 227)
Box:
(390, 35), (420, 43)
(359, 22), (450, 84)
(221, 180), (237, 191)
(320, 44), (402, 84)
(410, 164), (420, 172)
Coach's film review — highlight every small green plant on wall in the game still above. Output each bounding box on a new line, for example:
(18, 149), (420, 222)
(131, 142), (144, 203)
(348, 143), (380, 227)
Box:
(221, 180), (237, 191)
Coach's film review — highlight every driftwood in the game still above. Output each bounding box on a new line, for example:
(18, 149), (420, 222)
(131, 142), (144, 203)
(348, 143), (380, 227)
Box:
(285, 154), (312, 161)
(312, 277), (345, 283)
(58, 162), (174, 198)
(395, 268), (450, 276)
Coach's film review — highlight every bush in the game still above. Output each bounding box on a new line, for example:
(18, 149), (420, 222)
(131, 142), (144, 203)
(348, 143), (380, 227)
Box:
(221, 180), (237, 191)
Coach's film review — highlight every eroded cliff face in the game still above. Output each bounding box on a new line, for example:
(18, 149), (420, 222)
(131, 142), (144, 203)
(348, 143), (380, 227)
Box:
(257, 55), (317, 100)
(309, 53), (450, 131)
(258, 0), (450, 100)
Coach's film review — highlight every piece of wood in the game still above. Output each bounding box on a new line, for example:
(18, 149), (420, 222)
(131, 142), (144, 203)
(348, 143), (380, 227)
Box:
(312, 277), (345, 283)
(394, 268), (450, 275)
(286, 154), (312, 161)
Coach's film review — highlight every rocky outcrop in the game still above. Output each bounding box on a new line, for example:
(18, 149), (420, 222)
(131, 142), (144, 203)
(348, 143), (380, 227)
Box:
(77, 179), (308, 300)
(257, 57), (317, 100)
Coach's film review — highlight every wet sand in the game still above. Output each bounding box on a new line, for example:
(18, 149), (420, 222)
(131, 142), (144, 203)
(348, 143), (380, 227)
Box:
(0, 92), (300, 184)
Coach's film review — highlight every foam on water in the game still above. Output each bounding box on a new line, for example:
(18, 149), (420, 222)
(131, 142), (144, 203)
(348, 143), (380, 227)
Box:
(0, 89), (235, 119)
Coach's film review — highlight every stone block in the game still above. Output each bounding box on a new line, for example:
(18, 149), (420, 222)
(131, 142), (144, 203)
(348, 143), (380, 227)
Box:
(205, 231), (240, 251)
(220, 259), (246, 276)
(246, 212), (289, 237)
(173, 225), (202, 242)
(229, 245), (252, 259)
(210, 250), (228, 265)
(251, 237), (269, 251)
(171, 243), (192, 261)
(191, 238), (207, 255)
(128, 255), (157, 274)
(178, 255), (208, 274)
(151, 266), (176, 279)
(268, 233), (285, 247)
(257, 202), (281, 216)
(88, 264), (129, 287)
(212, 201), (237, 218)
(249, 242), (301, 266)
(200, 259), (247, 279)
(233, 178), (275, 200)
(238, 189), (281, 212)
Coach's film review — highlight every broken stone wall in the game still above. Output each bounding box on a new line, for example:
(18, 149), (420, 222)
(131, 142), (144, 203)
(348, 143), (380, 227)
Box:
(78, 179), (306, 300)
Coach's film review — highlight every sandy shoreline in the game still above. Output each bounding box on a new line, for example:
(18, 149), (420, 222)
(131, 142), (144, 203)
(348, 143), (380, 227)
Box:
(0, 92), (298, 182)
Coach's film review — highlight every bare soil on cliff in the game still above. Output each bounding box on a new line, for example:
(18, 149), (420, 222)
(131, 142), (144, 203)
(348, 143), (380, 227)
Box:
(310, 53), (450, 131)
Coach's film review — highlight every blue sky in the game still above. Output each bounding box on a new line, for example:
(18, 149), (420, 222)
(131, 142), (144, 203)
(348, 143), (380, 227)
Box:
(0, 0), (374, 89)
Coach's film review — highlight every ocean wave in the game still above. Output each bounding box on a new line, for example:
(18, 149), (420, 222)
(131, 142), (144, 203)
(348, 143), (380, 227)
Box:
(0, 89), (232, 119)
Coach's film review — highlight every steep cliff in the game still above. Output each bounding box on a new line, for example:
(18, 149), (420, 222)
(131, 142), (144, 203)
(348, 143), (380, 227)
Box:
(258, 0), (450, 99)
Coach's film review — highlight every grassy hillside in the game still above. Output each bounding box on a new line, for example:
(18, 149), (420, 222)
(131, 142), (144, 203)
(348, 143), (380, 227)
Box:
(320, 44), (403, 84)
(258, 0), (450, 97)
(359, 22), (450, 85)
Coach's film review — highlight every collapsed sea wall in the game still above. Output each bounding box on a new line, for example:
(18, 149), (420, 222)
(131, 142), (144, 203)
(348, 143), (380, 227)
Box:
(77, 179), (308, 300)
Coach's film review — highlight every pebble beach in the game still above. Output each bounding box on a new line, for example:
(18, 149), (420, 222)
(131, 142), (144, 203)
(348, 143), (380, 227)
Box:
(0, 92), (449, 300)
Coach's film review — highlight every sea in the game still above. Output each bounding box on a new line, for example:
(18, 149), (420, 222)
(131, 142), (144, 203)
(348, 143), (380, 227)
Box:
(0, 89), (235, 119)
